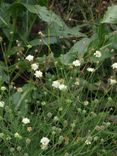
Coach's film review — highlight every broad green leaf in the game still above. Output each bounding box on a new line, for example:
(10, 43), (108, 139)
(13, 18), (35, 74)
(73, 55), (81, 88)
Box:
(68, 38), (91, 55)
(15, 84), (34, 110)
(22, 3), (65, 27)
(24, 3), (84, 39)
(9, 3), (84, 42)
(101, 5), (117, 24)
(60, 38), (91, 65)
(109, 31), (117, 49)
(29, 36), (58, 46)
(48, 24), (85, 38)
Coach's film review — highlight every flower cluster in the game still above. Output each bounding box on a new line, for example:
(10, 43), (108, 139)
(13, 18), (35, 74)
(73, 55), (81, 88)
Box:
(25, 55), (43, 78)
(52, 80), (67, 91)
(72, 60), (81, 67)
(94, 50), (102, 58)
(87, 67), (95, 72)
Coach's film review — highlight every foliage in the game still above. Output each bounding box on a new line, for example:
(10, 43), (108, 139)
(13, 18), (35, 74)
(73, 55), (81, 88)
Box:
(0, 1), (117, 156)
(101, 5), (117, 24)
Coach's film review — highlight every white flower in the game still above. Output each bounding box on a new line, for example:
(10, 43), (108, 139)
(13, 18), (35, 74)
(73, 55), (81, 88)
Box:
(31, 63), (38, 71)
(25, 55), (34, 61)
(59, 84), (67, 90)
(112, 63), (117, 69)
(1, 86), (6, 91)
(74, 78), (80, 86)
(17, 87), (23, 93)
(14, 132), (22, 139)
(22, 118), (30, 124)
(52, 80), (60, 88)
(14, 132), (20, 138)
(109, 78), (117, 85)
(53, 116), (59, 122)
(72, 60), (81, 67)
(94, 50), (102, 58)
(0, 101), (5, 108)
(34, 70), (43, 78)
(52, 80), (67, 91)
(85, 136), (92, 145)
(74, 81), (80, 86)
(40, 137), (50, 146)
(26, 138), (31, 144)
(85, 139), (91, 145)
(84, 100), (89, 106)
(87, 67), (95, 72)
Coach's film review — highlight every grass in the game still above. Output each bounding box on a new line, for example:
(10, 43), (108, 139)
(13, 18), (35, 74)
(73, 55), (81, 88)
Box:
(0, 0), (117, 156)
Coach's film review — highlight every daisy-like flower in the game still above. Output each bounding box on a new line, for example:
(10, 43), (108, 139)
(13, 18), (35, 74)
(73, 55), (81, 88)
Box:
(52, 80), (61, 88)
(40, 137), (50, 150)
(0, 101), (5, 108)
(112, 63), (117, 69)
(31, 63), (38, 71)
(59, 84), (67, 90)
(22, 118), (30, 125)
(94, 50), (102, 58)
(25, 55), (34, 61)
(87, 67), (95, 72)
(34, 70), (43, 78)
(72, 60), (81, 67)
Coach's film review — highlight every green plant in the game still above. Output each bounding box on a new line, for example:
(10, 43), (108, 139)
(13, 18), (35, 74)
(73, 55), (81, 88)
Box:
(0, 1), (117, 156)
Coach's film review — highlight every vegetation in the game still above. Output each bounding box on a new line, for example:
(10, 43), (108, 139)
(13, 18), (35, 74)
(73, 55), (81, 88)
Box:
(0, 0), (117, 155)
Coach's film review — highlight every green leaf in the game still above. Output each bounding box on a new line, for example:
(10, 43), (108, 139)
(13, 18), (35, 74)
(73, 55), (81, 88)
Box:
(48, 24), (85, 38)
(14, 84), (34, 110)
(109, 31), (117, 49)
(6, 46), (24, 57)
(101, 5), (117, 24)
(9, 3), (84, 42)
(0, 3), (10, 26)
(60, 38), (91, 65)
(0, 16), (8, 26)
(29, 37), (58, 46)
(68, 38), (91, 55)
(22, 3), (65, 27)
(0, 62), (10, 83)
